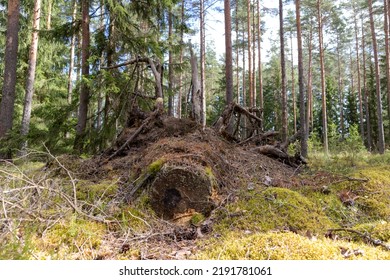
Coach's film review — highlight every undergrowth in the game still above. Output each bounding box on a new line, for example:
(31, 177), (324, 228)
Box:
(1, 148), (390, 260)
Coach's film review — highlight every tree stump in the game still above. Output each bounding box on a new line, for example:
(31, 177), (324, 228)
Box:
(150, 163), (216, 220)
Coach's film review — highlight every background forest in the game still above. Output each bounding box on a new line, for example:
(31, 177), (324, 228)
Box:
(1, 0), (390, 260)
(1, 0), (390, 158)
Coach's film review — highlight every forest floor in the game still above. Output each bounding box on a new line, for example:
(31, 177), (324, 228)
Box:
(1, 117), (390, 260)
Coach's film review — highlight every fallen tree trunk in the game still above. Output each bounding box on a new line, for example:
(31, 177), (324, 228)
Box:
(252, 145), (306, 168)
(150, 162), (217, 220)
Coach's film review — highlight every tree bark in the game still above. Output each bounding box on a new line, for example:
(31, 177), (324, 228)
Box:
(200, 0), (206, 127)
(74, 0), (90, 153)
(368, 0), (385, 154)
(279, 0), (288, 143)
(290, 31), (297, 134)
(224, 0), (234, 105)
(247, 0), (253, 107)
(384, 0), (390, 140)
(317, 0), (328, 155)
(66, 0), (77, 138)
(190, 45), (201, 123)
(177, 0), (185, 119)
(295, 0), (307, 158)
(0, 0), (20, 159)
(168, 9), (174, 117)
(19, 0), (41, 156)
(46, 0), (52, 30)
(353, 2), (364, 142)
(362, 15), (372, 151)
(257, 0), (263, 130)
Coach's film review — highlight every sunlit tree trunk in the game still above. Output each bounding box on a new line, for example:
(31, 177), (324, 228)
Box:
(306, 24), (313, 137)
(66, 0), (77, 139)
(295, 0), (307, 157)
(168, 9), (174, 116)
(225, 0), (234, 105)
(384, 0), (390, 139)
(46, 0), (52, 30)
(200, 0), (206, 127)
(317, 0), (328, 155)
(257, 0), (263, 129)
(280, 0), (288, 142)
(247, 0), (253, 107)
(177, 0), (185, 119)
(368, 0), (385, 154)
(290, 32), (297, 134)
(19, 0), (41, 156)
(362, 15), (372, 151)
(353, 2), (364, 141)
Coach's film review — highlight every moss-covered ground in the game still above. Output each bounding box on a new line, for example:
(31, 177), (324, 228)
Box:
(1, 151), (390, 259)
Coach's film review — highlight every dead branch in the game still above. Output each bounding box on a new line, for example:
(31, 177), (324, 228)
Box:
(327, 228), (390, 251)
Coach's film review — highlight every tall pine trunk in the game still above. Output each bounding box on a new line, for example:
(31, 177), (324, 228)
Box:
(225, 0), (234, 105)
(353, 2), (364, 141)
(74, 0), (90, 153)
(0, 0), (20, 159)
(384, 0), (390, 139)
(279, 0), (288, 143)
(296, 0), (307, 157)
(306, 24), (313, 136)
(291, 32), (297, 134)
(257, 0), (263, 129)
(19, 0), (41, 156)
(67, 0), (77, 138)
(362, 16), (372, 151)
(200, 0), (206, 127)
(177, 0), (185, 119)
(368, 0), (385, 154)
(168, 9), (174, 116)
(317, 0), (328, 155)
(247, 0), (253, 107)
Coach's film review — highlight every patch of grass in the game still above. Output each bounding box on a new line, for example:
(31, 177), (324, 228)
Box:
(215, 187), (335, 235)
(196, 231), (390, 260)
(37, 215), (106, 259)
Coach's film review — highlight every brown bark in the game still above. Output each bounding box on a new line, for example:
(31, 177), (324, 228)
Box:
(384, 0), (390, 139)
(0, 0), (20, 159)
(190, 45), (201, 123)
(279, 0), (288, 143)
(177, 0), (185, 119)
(290, 32), (297, 134)
(306, 24), (314, 132)
(295, 0), (307, 157)
(168, 9), (174, 117)
(224, 0), (234, 105)
(353, 2), (364, 141)
(317, 0), (328, 155)
(368, 0), (385, 154)
(200, 0), (206, 127)
(19, 0), (41, 155)
(74, 0), (90, 153)
(337, 33), (344, 138)
(257, 0), (263, 129)
(362, 16), (372, 150)
(247, 0), (253, 107)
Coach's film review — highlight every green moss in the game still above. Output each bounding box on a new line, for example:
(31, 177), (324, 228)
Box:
(75, 180), (118, 203)
(147, 158), (165, 175)
(196, 231), (390, 260)
(215, 187), (335, 235)
(353, 221), (390, 242)
(40, 215), (106, 259)
(191, 213), (205, 226)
